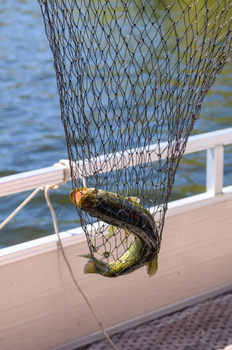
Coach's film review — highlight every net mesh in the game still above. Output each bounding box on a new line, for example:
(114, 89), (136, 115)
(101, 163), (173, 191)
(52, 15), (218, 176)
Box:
(38, 0), (232, 276)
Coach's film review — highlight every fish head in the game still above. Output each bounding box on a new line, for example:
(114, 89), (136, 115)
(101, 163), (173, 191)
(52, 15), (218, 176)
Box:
(70, 187), (100, 210)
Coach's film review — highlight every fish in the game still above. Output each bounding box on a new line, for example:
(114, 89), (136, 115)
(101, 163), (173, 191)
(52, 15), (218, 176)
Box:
(108, 196), (140, 243)
(70, 187), (159, 277)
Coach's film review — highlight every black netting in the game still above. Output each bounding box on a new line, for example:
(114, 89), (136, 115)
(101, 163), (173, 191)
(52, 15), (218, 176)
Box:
(38, 0), (232, 277)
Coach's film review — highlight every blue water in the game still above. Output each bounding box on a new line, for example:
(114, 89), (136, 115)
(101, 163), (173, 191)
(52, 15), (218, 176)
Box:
(0, 0), (232, 248)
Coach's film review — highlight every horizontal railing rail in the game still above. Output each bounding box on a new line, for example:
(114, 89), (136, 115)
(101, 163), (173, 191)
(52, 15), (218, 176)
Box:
(0, 127), (232, 198)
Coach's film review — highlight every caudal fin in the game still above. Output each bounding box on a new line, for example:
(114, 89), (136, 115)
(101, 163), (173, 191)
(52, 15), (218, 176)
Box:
(83, 258), (116, 277)
(84, 259), (100, 274)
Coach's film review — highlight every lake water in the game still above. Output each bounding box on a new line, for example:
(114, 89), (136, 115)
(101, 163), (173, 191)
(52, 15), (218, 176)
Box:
(0, 0), (232, 248)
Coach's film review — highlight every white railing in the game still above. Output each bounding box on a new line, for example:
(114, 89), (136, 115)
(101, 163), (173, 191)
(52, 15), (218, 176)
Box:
(0, 127), (232, 260)
(1, 127), (232, 198)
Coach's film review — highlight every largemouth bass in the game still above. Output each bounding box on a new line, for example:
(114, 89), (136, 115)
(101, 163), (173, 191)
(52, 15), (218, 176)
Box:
(70, 187), (159, 277)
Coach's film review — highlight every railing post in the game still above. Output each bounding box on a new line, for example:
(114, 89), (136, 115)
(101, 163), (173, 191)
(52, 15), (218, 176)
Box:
(206, 145), (224, 195)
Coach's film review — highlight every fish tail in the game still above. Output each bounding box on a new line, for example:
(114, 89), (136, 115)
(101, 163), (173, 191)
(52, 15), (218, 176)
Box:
(79, 254), (105, 274)
(84, 259), (101, 274)
(84, 258), (116, 277)
(146, 254), (158, 276)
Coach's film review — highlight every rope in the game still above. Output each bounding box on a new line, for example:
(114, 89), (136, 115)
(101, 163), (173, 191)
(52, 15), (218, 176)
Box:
(0, 159), (68, 230)
(0, 165), (119, 349)
(0, 187), (42, 231)
(44, 185), (119, 350)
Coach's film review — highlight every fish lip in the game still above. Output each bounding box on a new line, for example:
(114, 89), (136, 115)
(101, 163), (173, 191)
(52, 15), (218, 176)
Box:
(70, 187), (99, 208)
(69, 187), (89, 206)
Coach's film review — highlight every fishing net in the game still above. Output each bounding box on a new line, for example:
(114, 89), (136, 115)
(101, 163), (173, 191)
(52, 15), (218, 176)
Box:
(38, 0), (232, 277)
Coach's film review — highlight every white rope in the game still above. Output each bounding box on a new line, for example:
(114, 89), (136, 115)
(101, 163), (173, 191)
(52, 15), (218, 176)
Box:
(0, 187), (42, 231)
(44, 185), (119, 350)
(0, 160), (69, 231)
(53, 159), (70, 186)
(0, 169), (118, 349)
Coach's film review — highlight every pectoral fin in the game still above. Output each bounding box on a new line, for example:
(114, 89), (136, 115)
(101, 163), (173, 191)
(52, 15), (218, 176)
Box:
(108, 225), (116, 239)
(146, 254), (158, 276)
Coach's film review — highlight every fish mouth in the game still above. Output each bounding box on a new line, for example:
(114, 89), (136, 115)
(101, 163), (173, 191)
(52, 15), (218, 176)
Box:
(70, 187), (99, 209)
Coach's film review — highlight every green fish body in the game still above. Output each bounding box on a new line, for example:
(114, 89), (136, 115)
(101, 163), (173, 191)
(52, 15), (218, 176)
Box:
(70, 188), (159, 277)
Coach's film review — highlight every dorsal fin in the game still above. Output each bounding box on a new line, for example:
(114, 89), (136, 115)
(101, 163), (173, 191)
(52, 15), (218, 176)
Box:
(78, 253), (92, 259)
